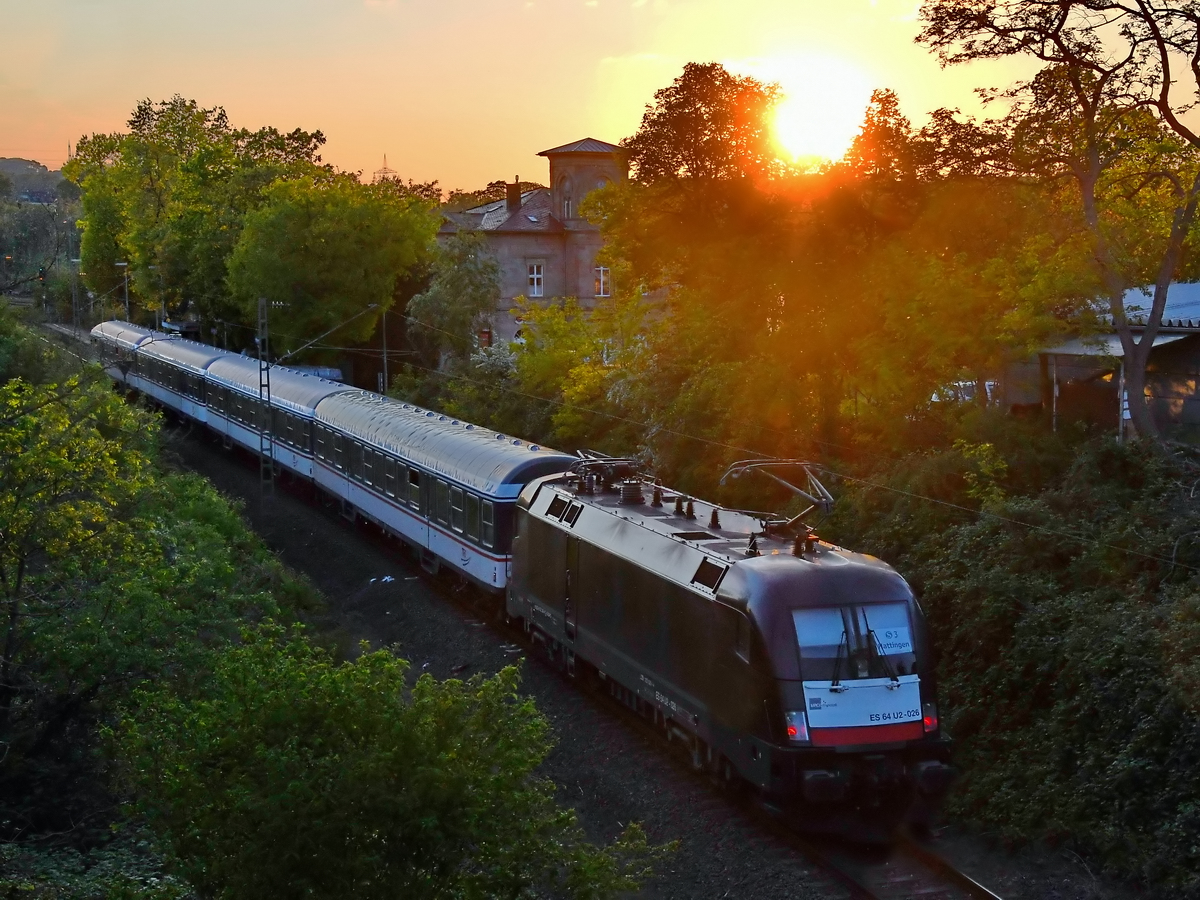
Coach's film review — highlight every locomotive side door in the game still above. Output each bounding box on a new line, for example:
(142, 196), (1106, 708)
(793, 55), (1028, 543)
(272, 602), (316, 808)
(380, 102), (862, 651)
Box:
(564, 536), (579, 642)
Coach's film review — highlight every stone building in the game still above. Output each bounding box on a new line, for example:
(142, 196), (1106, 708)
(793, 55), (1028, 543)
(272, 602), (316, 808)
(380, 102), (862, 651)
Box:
(439, 138), (628, 343)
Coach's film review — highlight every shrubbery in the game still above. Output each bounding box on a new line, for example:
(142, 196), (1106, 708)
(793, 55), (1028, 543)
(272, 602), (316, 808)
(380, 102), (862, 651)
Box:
(826, 418), (1200, 896)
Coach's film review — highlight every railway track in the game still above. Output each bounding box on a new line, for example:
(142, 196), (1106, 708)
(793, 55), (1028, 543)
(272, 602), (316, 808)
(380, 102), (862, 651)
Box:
(786, 830), (1005, 900)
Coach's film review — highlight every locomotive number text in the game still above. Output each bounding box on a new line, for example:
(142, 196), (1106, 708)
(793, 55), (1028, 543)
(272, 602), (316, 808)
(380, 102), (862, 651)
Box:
(869, 709), (920, 722)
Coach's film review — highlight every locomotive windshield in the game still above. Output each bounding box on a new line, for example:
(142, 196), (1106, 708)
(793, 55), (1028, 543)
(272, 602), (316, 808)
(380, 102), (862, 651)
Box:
(792, 603), (917, 681)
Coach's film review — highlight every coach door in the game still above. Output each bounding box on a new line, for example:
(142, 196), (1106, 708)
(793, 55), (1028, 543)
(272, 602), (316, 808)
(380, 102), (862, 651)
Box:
(564, 537), (579, 642)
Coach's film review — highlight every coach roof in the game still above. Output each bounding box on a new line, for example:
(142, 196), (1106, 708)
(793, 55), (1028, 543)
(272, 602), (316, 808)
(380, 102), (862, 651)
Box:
(137, 335), (230, 374)
(314, 390), (576, 494)
(90, 321), (155, 351)
(206, 357), (353, 416)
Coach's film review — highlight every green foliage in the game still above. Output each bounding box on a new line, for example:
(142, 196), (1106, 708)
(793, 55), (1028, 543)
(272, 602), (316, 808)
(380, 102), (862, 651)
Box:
(406, 231), (500, 363)
(227, 174), (437, 354)
(118, 627), (670, 900)
(0, 313), (319, 847)
(622, 62), (786, 182)
(0, 836), (191, 900)
(827, 431), (1200, 896)
(0, 197), (71, 295)
(64, 96), (330, 327)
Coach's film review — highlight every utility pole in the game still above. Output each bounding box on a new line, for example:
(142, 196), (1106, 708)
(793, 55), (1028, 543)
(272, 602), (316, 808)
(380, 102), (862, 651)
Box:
(256, 297), (275, 500)
(381, 306), (388, 394)
(115, 261), (129, 320)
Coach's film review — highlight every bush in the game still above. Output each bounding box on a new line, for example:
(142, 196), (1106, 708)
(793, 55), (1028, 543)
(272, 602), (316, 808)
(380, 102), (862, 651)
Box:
(117, 628), (669, 900)
(827, 433), (1200, 896)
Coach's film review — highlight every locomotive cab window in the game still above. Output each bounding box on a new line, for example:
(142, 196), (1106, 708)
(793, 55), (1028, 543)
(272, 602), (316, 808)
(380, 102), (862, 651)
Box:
(691, 558), (727, 591)
(793, 603), (916, 681)
(546, 496), (568, 519)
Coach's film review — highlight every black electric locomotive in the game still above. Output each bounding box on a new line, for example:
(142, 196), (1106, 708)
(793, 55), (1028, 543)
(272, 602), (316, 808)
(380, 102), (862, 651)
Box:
(90, 319), (952, 836)
(507, 461), (953, 836)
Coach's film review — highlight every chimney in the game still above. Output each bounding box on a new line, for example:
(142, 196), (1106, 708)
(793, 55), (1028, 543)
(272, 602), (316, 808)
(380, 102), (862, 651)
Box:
(506, 177), (521, 215)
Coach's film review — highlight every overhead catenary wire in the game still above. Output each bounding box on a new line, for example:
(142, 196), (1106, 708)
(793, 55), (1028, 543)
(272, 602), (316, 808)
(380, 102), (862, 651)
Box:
(393, 312), (1200, 575)
(27, 310), (1196, 577)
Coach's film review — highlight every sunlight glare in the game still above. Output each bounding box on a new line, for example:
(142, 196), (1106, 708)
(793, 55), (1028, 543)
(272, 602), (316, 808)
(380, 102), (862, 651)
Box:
(744, 54), (875, 167)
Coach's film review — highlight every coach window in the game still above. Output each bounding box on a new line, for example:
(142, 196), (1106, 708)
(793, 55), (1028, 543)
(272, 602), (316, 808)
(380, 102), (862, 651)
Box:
(435, 480), (450, 526)
(314, 426), (328, 461)
(481, 500), (495, 549)
(450, 487), (465, 533)
(300, 419), (312, 453)
(370, 451), (382, 489)
(466, 494), (480, 542)
(332, 433), (346, 471)
(383, 457), (396, 497)
(408, 468), (421, 510)
(350, 442), (364, 480)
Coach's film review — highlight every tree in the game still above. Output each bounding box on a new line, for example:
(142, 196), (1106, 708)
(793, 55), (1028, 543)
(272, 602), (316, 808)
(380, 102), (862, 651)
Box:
(918, 0), (1200, 439)
(0, 310), (315, 840)
(406, 231), (500, 364)
(622, 62), (786, 182)
(119, 628), (668, 900)
(226, 175), (438, 354)
(65, 96), (329, 327)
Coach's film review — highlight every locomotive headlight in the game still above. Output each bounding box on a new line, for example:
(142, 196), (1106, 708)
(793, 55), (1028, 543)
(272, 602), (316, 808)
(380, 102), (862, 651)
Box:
(784, 710), (810, 744)
(922, 701), (939, 734)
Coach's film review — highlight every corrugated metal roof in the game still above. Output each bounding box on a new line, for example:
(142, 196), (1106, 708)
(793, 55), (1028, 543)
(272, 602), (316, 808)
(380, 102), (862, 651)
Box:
(1041, 334), (1188, 357)
(314, 391), (576, 494)
(207, 356), (353, 416)
(90, 321), (155, 351)
(538, 138), (625, 156)
(1124, 283), (1200, 325)
(138, 336), (230, 374)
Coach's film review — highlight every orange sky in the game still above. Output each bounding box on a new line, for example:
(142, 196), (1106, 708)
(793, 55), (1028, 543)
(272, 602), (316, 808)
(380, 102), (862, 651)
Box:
(1, 0), (1032, 189)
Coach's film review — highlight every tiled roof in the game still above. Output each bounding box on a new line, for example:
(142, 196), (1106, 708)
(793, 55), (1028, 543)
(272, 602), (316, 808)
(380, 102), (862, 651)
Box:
(494, 189), (563, 232)
(439, 189), (562, 233)
(538, 137), (625, 156)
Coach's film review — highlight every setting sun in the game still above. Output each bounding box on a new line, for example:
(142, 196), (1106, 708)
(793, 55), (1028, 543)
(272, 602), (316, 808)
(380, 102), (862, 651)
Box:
(742, 54), (876, 167)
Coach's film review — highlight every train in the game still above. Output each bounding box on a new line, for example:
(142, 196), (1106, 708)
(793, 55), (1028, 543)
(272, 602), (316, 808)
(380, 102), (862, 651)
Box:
(90, 319), (953, 837)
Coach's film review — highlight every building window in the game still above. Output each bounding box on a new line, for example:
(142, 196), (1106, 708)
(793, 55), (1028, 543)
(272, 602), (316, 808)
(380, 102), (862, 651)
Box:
(594, 266), (610, 297)
(527, 262), (543, 297)
(563, 197), (573, 219)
